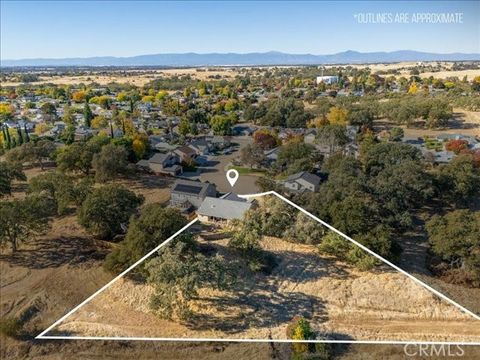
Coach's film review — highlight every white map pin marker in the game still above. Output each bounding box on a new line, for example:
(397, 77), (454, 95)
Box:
(226, 169), (239, 187)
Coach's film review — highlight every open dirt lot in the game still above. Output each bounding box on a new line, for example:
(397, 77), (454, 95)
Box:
(49, 232), (480, 343)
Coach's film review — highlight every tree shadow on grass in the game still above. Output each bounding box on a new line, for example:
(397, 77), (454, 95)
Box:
(187, 290), (328, 335)
(183, 247), (355, 335)
(0, 236), (110, 269)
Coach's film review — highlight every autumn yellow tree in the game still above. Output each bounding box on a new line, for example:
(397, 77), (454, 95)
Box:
(326, 106), (348, 125)
(72, 91), (86, 103)
(91, 115), (108, 129)
(34, 123), (51, 136)
(116, 92), (128, 102)
(408, 82), (418, 94)
(155, 90), (169, 102)
(0, 103), (15, 120)
(132, 133), (148, 159)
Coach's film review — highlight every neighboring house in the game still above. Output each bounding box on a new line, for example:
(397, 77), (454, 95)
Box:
(343, 142), (360, 158)
(283, 171), (321, 192)
(149, 135), (177, 152)
(232, 124), (256, 136)
(304, 129), (317, 144)
(346, 125), (359, 141)
(431, 150), (455, 164)
(210, 136), (231, 150)
(264, 147), (281, 163)
(74, 126), (97, 141)
(174, 146), (198, 163)
(316, 75), (339, 85)
(170, 179), (217, 210)
(197, 196), (253, 223)
(189, 137), (211, 155)
(111, 128), (124, 138)
(138, 152), (183, 176)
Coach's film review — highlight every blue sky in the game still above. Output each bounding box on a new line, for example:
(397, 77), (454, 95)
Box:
(1, 1), (479, 59)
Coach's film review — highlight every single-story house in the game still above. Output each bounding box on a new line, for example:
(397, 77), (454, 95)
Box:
(197, 196), (253, 223)
(283, 171), (321, 192)
(304, 129), (317, 144)
(264, 147), (281, 163)
(232, 125), (256, 136)
(170, 179), (217, 210)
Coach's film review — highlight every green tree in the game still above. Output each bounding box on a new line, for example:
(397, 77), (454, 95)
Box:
(284, 213), (326, 245)
(92, 143), (129, 183)
(0, 195), (53, 252)
(146, 234), (231, 320)
(40, 102), (57, 123)
(240, 143), (265, 169)
(0, 161), (26, 197)
(56, 136), (110, 175)
(104, 205), (188, 273)
(178, 117), (192, 136)
(437, 154), (480, 205)
(277, 142), (317, 174)
(363, 142), (421, 176)
(426, 210), (480, 282)
(209, 115), (232, 135)
(389, 127), (404, 141)
(77, 184), (144, 239)
(5, 140), (56, 170)
(316, 124), (349, 155)
(28, 171), (77, 215)
(60, 124), (76, 144)
(83, 101), (94, 128)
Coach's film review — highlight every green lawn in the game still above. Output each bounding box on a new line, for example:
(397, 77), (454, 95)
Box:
(424, 137), (444, 152)
(228, 165), (266, 175)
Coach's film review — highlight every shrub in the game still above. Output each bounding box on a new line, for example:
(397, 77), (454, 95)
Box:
(318, 232), (379, 270)
(0, 318), (22, 338)
(445, 139), (468, 154)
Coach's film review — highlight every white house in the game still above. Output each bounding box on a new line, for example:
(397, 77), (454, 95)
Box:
(197, 196), (253, 223)
(316, 76), (339, 85)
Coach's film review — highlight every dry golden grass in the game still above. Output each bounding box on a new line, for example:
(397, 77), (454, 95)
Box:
(1, 68), (235, 87)
(52, 234), (480, 342)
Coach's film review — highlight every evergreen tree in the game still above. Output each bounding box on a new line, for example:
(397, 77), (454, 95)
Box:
(83, 101), (93, 128)
(2, 126), (8, 149)
(5, 127), (12, 149)
(16, 127), (23, 146)
(24, 125), (30, 142)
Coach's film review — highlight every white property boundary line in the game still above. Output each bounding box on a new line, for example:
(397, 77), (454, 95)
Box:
(36, 191), (480, 345)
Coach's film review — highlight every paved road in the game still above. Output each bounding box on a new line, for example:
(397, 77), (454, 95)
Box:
(199, 137), (260, 195)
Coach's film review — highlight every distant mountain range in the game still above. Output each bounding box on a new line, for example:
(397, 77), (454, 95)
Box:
(2, 50), (479, 67)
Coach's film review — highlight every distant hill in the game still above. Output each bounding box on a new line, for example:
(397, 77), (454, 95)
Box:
(2, 50), (479, 67)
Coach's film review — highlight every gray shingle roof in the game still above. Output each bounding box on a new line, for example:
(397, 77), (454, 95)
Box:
(286, 171), (321, 186)
(197, 197), (252, 220)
